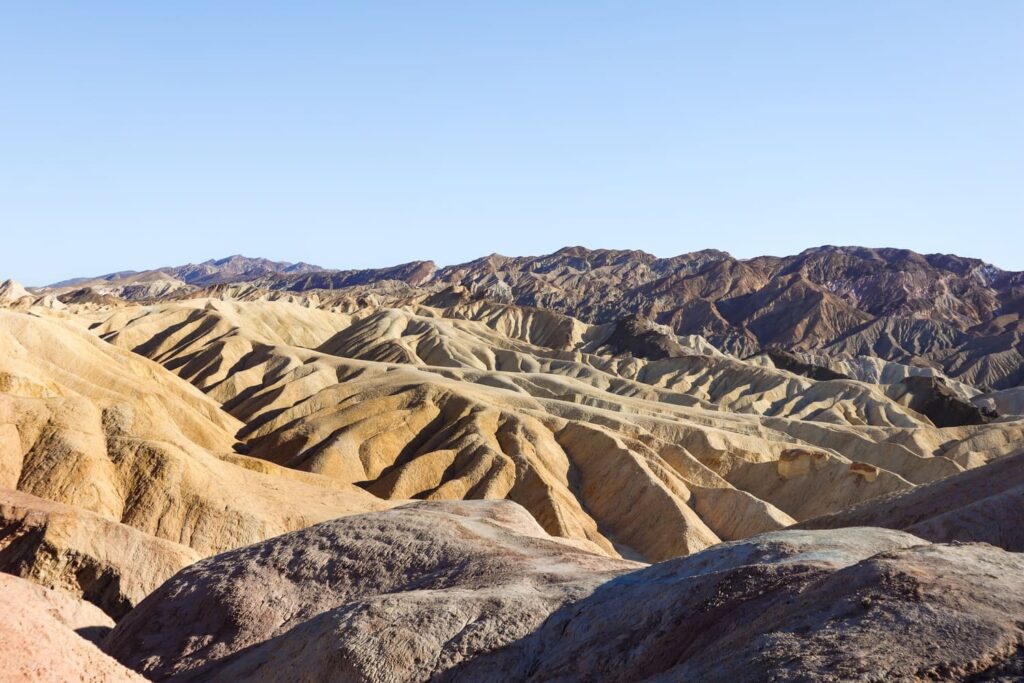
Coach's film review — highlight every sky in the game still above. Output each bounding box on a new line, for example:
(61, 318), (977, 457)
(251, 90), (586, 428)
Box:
(1, 2), (1021, 285)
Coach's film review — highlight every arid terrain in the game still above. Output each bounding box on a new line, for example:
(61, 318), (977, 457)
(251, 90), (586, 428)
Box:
(2, 246), (1023, 681)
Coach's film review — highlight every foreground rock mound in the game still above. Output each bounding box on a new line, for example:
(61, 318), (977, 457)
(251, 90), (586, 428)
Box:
(452, 532), (1024, 682)
(107, 501), (1024, 682)
(105, 500), (638, 681)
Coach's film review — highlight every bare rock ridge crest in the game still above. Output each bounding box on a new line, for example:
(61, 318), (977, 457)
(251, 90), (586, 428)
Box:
(0, 244), (1022, 680)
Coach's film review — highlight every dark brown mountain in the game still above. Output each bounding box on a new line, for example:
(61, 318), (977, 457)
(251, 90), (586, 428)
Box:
(50, 255), (323, 289)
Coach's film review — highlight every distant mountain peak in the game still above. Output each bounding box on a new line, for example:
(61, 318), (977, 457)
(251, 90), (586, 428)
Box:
(0, 279), (30, 302)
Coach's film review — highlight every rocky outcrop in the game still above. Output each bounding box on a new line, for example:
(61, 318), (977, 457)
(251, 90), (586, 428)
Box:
(886, 375), (998, 427)
(0, 279), (30, 305)
(0, 573), (145, 682)
(453, 530), (1024, 682)
(0, 488), (200, 619)
(595, 313), (694, 360)
(975, 386), (1024, 416)
(56, 287), (125, 306)
(104, 500), (638, 681)
(105, 504), (1024, 682)
(755, 347), (850, 381)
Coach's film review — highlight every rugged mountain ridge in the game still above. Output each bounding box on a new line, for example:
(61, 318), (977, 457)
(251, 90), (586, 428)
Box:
(38, 245), (1024, 389)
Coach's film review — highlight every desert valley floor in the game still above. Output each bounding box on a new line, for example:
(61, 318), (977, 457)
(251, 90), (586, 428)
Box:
(2, 247), (1023, 681)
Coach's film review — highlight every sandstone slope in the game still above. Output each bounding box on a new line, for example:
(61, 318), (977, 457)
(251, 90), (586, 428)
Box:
(86, 299), (1000, 561)
(0, 573), (145, 682)
(0, 308), (387, 564)
(799, 448), (1024, 551)
(0, 488), (200, 619)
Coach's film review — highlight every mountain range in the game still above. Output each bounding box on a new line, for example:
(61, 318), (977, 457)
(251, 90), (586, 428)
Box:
(1, 245), (1023, 680)
(34, 245), (1024, 390)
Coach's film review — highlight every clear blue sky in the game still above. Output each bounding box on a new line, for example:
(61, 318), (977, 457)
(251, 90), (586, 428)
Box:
(2, 2), (1021, 285)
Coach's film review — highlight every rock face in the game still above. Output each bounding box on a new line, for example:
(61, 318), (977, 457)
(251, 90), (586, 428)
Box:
(595, 313), (695, 360)
(886, 375), (998, 427)
(105, 503), (1024, 682)
(756, 347), (851, 381)
(0, 279), (31, 305)
(0, 488), (200, 619)
(975, 386), (1024, 416)
(104, 500), (639, 681)
(799, 449), (1024, 551)
(0, 573), (145, 682)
